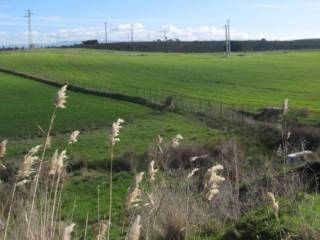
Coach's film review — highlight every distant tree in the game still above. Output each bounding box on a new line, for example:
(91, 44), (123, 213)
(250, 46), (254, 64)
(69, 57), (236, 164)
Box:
(82, 40), (99, 45)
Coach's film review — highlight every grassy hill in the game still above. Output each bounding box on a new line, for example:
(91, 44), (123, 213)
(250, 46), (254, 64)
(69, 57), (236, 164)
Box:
(0, 49), (320, 114)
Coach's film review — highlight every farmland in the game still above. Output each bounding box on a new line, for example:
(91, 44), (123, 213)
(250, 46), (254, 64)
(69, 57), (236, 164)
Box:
(1, 49), (320, 113)
(1, 48), (320, 239)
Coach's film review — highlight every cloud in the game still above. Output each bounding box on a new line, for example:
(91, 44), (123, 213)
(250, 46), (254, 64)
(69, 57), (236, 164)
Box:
(0, 22), (281, 46)
(252, 3), (290, 9)
(46, 27), (102, 40)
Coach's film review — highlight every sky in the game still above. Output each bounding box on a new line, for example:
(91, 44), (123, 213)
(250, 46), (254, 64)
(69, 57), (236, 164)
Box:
(1, 0), (320, 46)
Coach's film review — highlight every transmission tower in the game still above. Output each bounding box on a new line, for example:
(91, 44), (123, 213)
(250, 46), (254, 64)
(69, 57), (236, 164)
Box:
(225, 19), (231, 56)
(131, 24), (134, 43)
(25, 10), (33, 49)
(104, 22), (108, 45)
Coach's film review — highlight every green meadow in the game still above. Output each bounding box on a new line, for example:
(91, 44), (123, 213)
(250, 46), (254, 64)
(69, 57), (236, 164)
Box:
(0, 49), (320, 112)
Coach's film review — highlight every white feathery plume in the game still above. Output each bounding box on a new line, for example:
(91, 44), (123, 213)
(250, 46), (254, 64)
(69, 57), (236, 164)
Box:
(63, 223), (76, 240)
(202, 164), (225, 201)
(127, 215), (141, 240)
(92, 220), (110, 240)
(0, 139), (8, 158)
(48, 149), (67, 176)
(109, 118), (125, 146)
(267, 192), (279, 220)
(54, 85), (68, 109)
(126, 172), (144, 210)
(68, 130), (80, 144)
(187, 168), (199, 179)
(287, 131), (291, 140)
(148, 160), (158, 182)
(190, 154), (208, 162)
(283, 98), (289, 115)
(172, 134), (183, 148)
(17, 145), (42, 180)
(16, 179), (32, 187)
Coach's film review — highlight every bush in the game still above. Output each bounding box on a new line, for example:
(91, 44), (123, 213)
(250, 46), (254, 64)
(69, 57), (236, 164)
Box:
(257, 123), (281, 149)
(222, 207), (287, 240)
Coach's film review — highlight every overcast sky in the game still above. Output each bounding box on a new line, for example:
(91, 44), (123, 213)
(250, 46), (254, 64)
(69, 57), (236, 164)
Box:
(1, 0), (320, 45)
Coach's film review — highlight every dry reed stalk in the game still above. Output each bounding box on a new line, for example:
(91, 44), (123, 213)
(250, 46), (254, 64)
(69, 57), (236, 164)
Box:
(84, 211), (89, 240)
(28, 85), (68, 236)
(267, 192), (279, 220)
(3, 182), (17, 240)
(126, 172), (144, 210)
(97, 185), (100, 222)
(27, 112), (56, 235)
(281, 98), (289, 175)
(127, 215), (141, 240)
(157, 135), (164, 154)
(107, 118), (125, 240)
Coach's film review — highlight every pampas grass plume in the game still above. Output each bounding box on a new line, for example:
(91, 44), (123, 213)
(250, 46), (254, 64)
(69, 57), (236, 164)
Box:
(203, 164), (225, 201)
(54, 85), (68, 109)
(126, 172), (144, 210)
(48, 149), (67, 176)
(0, 139), (8, 158)
(68, 130), (80, 144)
(148, 160), (158, 182)
(93, 220), (110, 240)
(17, 145), (42, 180)
(172, 134), (183, 148)
(63, 223), (76, 240)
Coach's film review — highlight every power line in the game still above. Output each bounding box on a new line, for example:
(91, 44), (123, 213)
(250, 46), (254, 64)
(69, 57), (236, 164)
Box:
(25, 9), (33, 49)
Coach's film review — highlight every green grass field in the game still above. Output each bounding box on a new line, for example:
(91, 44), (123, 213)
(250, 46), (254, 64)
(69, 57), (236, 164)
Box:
(0, 72), (153, 138)
(0, 49), (320, 113)
(1, 72), (222, 160)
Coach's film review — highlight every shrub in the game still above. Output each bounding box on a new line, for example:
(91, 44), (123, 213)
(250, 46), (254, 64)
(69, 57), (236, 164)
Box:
(257, 123), (281, 149)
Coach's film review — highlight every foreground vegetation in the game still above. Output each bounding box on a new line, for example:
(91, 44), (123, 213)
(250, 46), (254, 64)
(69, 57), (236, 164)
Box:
(1, 49), (320, 239)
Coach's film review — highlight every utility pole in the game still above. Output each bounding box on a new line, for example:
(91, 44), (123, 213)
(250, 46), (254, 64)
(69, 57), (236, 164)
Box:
(25, 9), (33, 49)
(131, 24), (134, 43)
(228, 19), (231, 55)
(130, 24), (135, 52)
(225, 24), (229, 56)
(163, 30), (167, 41)
(104, 22), (108, 46)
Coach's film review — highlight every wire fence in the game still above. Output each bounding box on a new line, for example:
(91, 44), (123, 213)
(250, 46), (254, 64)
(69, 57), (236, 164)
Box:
(1, 67), (266, 126)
